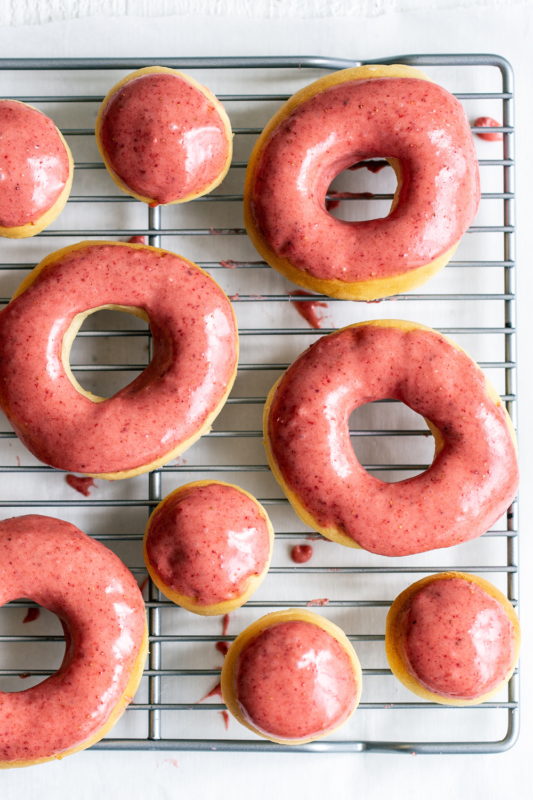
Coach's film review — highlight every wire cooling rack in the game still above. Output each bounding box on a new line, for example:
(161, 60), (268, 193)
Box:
(0, 54), (517, 755)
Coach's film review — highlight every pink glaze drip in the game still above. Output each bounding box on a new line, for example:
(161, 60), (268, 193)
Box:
(399, 578), (514, 699)
(220, 709), (230, 730)
(222, 613), (231, 636)
(22, 607), (40, 623)
(268, 325), (519, 557)
(127, 235), (147, 245)
(474, 116), (503, 142)
(0, 101), (70, 228)
(0, 244), (237, 474)
(100, 73), (229, 204)
(66, 475), (96, 496)
(216, 641), (230, 656)
(291, 544), (313, 563)
(236, 621), (358, 740)
(289, 291), (328, 329)
(348, 159), (390, 173)
(0, 515), (145, 763)
(306, 598), (329, 607)
(200, 681), (223, 702)
(250, 78), (480, 282)
(145, 483), (271, 606)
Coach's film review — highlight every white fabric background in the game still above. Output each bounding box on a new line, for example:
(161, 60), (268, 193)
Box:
(1, 0), (533, 26)
(0, 5), (532, 799)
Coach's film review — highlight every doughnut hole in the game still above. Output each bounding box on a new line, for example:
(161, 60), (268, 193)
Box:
(0, 603), (66, 692)
(348, 401), (438, 483)
(326, 158), (399, 222)
(66, 307), (151, 400)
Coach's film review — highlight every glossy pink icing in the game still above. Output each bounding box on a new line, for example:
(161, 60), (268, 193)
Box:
(0, 101), (70, 229)
(0, 515), (145, 763)
(268, 325), (519, 557)
(236, 621), (358, 740)
(399, 578), (514, 699)
(250, 77), (480, 282)
(474, 116), (503, 142)
(146, 483), (271, 605)
(0, 243), (237, 474)
(100, 73), (229, 204)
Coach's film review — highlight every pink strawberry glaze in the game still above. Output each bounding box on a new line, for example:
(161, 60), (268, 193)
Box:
(0, 515), (145, 763)
(146, 483), (271, 605)
(0, 101), (70, 229)
(249, 77), (480, 282)
(399, 578), (514, 699)
(268, 325), (518, 557)
(236, 621), (358, 740)
(474, 117), (503, 142)
(100, 73), (229, 204)
(0, 243), (238, 474)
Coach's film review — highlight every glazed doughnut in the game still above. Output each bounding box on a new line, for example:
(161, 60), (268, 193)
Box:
(385, 572), (520, 706)
(96, 67), (233, 206)
(221, 609), (362, 744)
(0, 515), (147, 768)
(244, 64), (480, 301)
(0, 100), (73, 239)
(0, 241), (238, 479)
(264, 320), (519, 557)
(144, 480), (274, 616)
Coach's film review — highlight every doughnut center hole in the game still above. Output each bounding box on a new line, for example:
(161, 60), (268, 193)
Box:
(66, 306), (151, 401)
(326, 158), (398, 222)
(0, 603), (66, 692)
(349, 401), (437, 483)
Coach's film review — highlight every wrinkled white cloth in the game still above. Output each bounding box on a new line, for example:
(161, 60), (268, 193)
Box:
(1, 0), (532, 26)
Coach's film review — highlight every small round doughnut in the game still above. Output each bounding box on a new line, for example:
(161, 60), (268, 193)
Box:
(96, 66), (233, 206)
(244, 64), (480, 301)
(385, 572), (520, 706)
(144, 480), (274, 616)
(264, 319), (518, 557)
(221, 609), (362, 744)
(0, 514), (147, 768)
(0, 100), (73, 239)
(0, 241), (238, 479)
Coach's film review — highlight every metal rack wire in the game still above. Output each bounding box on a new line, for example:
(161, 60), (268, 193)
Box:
(0, 54), (518, 754)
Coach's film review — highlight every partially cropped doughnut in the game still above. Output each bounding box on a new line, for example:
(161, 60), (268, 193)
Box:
(144, 480), (274, 615)
(0, 241), (238, 479)
(264, 320), (519, 557)
(0, 100), (73, 239)
(244, 64), (480, 301)
(0, 515), (147, 768)
(221, 609), (362, 744)
(386, 572), (520, 705)
(96, 66), (233, 206)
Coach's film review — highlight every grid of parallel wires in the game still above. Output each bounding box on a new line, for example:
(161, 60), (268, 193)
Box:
(0, 55), (518, 754)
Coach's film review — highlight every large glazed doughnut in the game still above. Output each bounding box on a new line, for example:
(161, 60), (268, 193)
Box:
(96, 67), (233, 206)
(0, 515), (147, 768)
(264, 320), (518, 557)
(244, 65), (480, 301)
(221, 609), (362, 744)
(144, 480), (274, 616)
(385, 572), (520, 706)
(0, 241), (239, 479)
(0, 100), (73, 239)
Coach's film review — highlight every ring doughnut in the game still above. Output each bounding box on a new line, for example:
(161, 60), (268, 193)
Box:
(264, 320), (519, 557)
(0, 100), (73, 239)
(0, 241), (239, 479)
(144, 480), (274, 616)
(244, 65), (480, 301)
(96, 67), (233, 206)
(221, 609), (362, 744)
(385, 572), (520, 706)
(0, 514), (147, 768)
